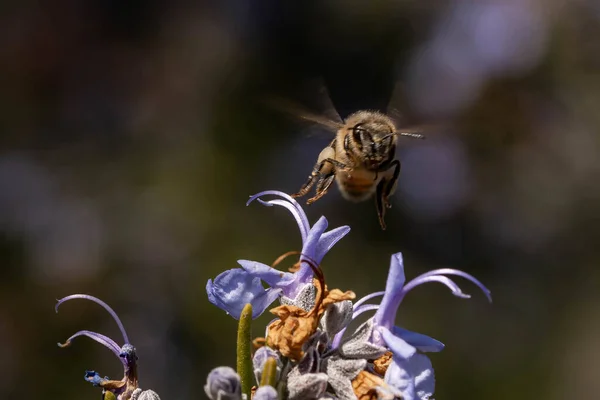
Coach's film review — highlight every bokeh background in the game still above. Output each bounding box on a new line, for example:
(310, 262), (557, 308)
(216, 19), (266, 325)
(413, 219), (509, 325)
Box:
(2, 0), (599, 398)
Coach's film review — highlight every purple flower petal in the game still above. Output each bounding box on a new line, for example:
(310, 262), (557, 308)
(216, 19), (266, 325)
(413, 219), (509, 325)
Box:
(295, 216), (329, 282)
(254, 386), (278, 400)
(379, 326), (416, 359)
(56, 294), (130, 344)
(384, 354), (435, 400)
(402, 275), (471, 299)
(409, 268), (492, 302)
(237, 260), (296, 288)
(313, 225), (350, 265)
(58, 330), (122, 361)
(384, 359), (415, 400)
(206, 269), (282, 319)
(392, 326), (445, 353)
(247, 191), (310, 241)
(373, 253), (406, 331)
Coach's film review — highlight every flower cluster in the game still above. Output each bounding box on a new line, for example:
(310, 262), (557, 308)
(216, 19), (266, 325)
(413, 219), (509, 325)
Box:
(55, 294), (160, 400)
(205, 191), (491, 400)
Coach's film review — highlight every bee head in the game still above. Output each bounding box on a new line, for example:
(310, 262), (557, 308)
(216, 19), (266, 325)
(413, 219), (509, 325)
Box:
(344, 112), (397, 169)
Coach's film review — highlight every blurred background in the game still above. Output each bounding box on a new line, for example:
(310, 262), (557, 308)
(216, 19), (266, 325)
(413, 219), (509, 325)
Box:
(1, 0), (599, 398)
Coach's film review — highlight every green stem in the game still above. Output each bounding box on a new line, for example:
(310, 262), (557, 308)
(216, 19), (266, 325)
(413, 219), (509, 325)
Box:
(259, 357), (277, 387)
(237, 303), (254, 398)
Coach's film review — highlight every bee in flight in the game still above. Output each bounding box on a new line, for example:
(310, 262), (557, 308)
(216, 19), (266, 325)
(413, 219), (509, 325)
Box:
(268, 82), (429, 230)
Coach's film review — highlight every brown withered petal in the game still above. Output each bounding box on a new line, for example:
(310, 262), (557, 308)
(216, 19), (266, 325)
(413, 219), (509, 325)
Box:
(267, 283), (355, 360)
(351, 370), (386, 400)
(267, 304), (315, 361)
(373, 351), (393, 376)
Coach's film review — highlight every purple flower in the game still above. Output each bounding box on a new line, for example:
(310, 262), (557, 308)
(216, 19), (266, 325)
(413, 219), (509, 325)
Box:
(333, 253), (491, 400)
(56, 294), (139, 399)
(206, 190), (350, 318)
(204, 366), (242, 400)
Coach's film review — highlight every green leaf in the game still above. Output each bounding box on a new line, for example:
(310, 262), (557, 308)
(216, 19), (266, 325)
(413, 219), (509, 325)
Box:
(237, 303), (254, 398)
(259, 357), (277, 387)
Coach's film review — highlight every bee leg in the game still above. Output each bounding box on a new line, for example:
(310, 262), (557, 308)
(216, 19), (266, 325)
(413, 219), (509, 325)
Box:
(307, 173), (335, 204)
(375, 180), (388, 230)
(293, 141), (340, 199)
(375, 160), (401, 230)
(383, 160), (401, 209)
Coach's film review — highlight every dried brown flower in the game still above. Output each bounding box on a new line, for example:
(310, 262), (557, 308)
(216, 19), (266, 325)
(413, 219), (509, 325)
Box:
(373, 351), (393, 375)
(266, 261), (355, 361)
(351, 370), (386, 400)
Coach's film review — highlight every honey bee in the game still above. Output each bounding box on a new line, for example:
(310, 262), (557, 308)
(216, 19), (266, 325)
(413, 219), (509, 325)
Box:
(270, 85), (427, 230)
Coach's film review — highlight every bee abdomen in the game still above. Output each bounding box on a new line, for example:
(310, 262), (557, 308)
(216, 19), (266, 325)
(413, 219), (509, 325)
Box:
(337, 173), (376, 202)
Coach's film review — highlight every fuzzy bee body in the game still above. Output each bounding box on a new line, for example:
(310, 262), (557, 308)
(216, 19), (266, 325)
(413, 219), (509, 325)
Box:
(293, 110), (416, 230)
(269, 85), (426, 229)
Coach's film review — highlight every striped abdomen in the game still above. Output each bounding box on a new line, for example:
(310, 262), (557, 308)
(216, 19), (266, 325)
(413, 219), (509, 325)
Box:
(336, 168), (380, 202)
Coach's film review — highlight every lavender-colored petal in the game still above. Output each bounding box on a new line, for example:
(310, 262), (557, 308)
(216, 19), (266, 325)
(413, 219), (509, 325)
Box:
(373, 253), (406, 331)
(401, 275), (472, 299)
(253, 347), (282, 384)
(206, 269), (282, 319)
(379, 326), (416, 360)
(313, 225), (350, 264)
(58, 330), (122, 360)
(56, 294), (130, 344)
(392, 326), (444, 353)
(412, 268), (492, 302)
(295, 216), (329, 283)
(237, 260), (296, 288)
(385, 354), (435, 400)
(84, 371), (109, 386)
(352, 304), (380, 318)
(353, 291), (385, 309)
(412, 354), (435, 399)
(254, 386), (278, 400)
(247, 191), (310, 242)
(384, 360), (415, 400)
(204, 366), (242, 400)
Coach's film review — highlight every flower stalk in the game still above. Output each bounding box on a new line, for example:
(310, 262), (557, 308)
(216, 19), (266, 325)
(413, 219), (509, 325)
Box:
(236, 303), (254, 398)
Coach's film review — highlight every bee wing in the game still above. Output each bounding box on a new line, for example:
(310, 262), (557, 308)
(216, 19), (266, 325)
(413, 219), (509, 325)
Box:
(387, 81), (447, 138)
(263, 77), (344, 135)
(264, 96), (343, 133)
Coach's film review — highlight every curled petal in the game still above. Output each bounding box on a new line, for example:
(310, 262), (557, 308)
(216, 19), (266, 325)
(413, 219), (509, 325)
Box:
(410, 268), (492, 302)
(353, 291), (385, 309)
(392, 326), (444, 353)
(58, 330), (122, 361)
(402, 275), (472, 299)
(206, 269), (282, 319)
(56, 294), (130, 344)
(373, 253), (406, 331)
(237, 260), (296, 289)
(247, 191), (310, 242)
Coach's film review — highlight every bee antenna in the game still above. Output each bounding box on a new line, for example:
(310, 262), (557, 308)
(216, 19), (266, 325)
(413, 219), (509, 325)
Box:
(382, 132), (425, 141)
(397, 132), (425, 139)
